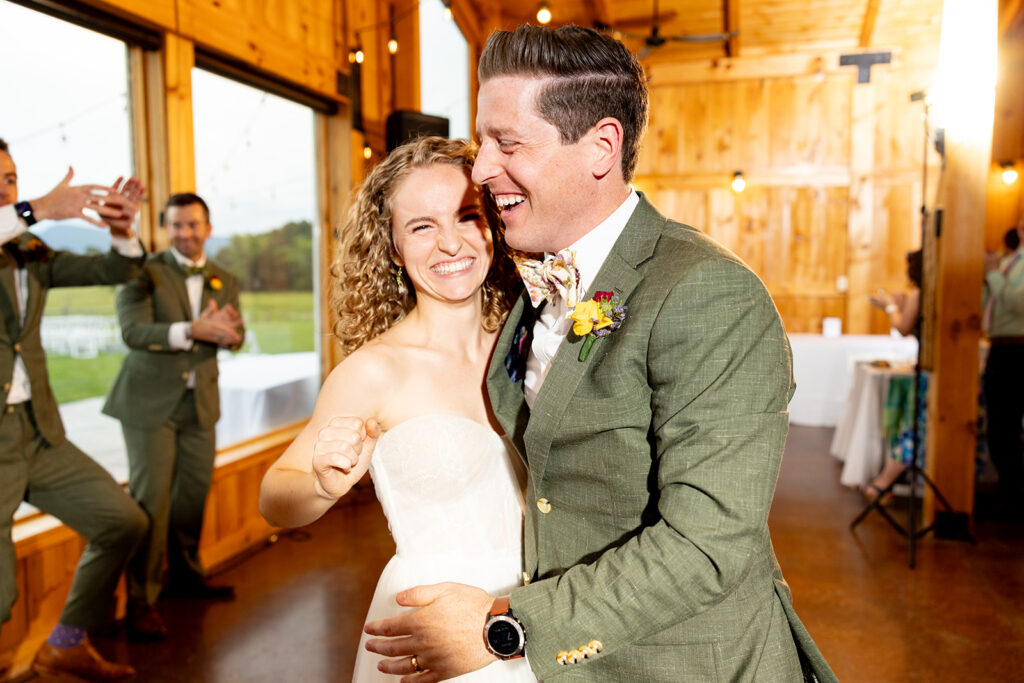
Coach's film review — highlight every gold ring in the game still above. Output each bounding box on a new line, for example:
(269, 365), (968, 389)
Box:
(411, 655), (421, 672)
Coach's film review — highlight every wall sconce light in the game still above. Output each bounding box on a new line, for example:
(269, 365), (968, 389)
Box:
(363, 144), (373, 160)
(387, 32), (399, 55)
(731, 170), (746, 193)
(1001, 160), (1018, 185)
(536, 2), (552, 25)
(442, 0), (452, 21)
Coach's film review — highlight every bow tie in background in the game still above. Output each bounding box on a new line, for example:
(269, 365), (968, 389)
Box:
(515, 249), (581, 309)
(182, 264), (208, 278)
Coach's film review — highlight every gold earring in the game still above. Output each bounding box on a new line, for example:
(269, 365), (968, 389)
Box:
(396, 266), (405, 291)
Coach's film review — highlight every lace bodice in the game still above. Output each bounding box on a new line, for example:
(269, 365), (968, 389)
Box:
(368, 413), (525, 559)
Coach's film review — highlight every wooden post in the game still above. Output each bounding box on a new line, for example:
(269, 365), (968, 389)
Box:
(924, 0), (997, 528)
(847, 77), (876, 334)
(163, 33), (196, 194)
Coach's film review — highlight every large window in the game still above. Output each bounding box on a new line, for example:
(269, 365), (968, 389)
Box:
(0, 2), (136, 511)
(0, 0), (135, 489)
(191, 68), (320, 447)
(419, 0), (470, 139)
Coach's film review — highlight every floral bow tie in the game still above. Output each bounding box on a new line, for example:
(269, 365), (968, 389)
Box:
(182, 264), (208, 278)
(515, 249), (582, 309)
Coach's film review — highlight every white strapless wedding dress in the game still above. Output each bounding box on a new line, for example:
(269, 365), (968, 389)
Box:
(352, 414), (535, 682)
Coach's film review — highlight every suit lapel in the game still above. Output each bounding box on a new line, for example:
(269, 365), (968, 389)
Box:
(486, 290), (532, 459)
(0, 260), (19, 341)
(162, 251), (195, 320)
(524, 195), (665, 477)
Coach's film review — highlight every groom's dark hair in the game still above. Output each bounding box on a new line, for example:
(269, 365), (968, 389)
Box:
(478, 24), (649, 182)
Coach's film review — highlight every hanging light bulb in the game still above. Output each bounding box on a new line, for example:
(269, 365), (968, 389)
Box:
(363, 144), (373, 160)
(1001, 160), (1019, 185)
(731, 170), (746, 193)
(536, 2), (552, 25)
(355, 45), (364, 64)
(443, 0), (453, 21)
(388, 32), (399, 55)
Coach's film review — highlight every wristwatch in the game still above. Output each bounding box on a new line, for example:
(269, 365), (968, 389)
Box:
(483, 596), (525, 660)
(14, 201), (36, 226)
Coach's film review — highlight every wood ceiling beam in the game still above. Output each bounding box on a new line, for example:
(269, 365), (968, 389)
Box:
(1000, 0), (1024, 36)
(724, 0), (741, 57)
(859, 0), (881, 47)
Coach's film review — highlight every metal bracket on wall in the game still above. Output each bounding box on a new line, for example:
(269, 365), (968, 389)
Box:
(839, 51), (892, 83)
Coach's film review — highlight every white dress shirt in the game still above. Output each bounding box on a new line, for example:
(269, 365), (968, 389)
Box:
(2, 205), (143, 404)
(524, 189), (639, 409)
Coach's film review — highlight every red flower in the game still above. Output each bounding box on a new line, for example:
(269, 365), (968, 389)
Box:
(594, 291), (614, 302)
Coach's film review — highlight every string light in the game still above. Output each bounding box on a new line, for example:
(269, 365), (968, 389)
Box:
(1001, 160), (1018, 185)
(363, 144), (373, 160)
(731, 170), (746, 193)
(388, 30), (399, 54)
(443, 0), (452, 21)
(536, 2), (552, 24)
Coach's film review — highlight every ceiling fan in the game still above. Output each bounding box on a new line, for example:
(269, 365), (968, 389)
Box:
(598, 0), (738, 59)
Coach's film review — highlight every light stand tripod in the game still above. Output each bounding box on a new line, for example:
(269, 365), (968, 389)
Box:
(848, 92), (975, 568)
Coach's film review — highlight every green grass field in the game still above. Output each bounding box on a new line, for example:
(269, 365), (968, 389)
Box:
(44, 287), (317, 403)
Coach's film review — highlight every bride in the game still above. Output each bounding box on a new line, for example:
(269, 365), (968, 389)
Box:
(259, 137), (534, 681)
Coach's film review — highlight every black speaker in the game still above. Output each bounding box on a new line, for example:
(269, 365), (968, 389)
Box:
(386, 110), (449, 152)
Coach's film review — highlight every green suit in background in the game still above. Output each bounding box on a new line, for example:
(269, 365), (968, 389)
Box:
(0, 233), (147, 628)
(103, 250), (241, 607)
(488, 196), (837, 682)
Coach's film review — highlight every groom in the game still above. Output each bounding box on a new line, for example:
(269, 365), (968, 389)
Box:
(364, 25), (837, 681)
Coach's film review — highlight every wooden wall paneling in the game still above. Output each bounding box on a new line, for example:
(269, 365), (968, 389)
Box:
(164, 32), (197, 193)
(734, 186), (770, 276)
(176, 0), (340, 97)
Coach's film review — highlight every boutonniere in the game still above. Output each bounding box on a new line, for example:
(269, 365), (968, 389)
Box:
(208, 274), (223, 291)
(23, 238), (50, 262)
(568, 291), (627, 361)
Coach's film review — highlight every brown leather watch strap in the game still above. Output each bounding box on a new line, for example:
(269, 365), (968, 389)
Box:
(489, 596), (511, 618)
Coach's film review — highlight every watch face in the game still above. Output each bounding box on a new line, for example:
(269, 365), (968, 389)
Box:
(486, 618), (524, 657)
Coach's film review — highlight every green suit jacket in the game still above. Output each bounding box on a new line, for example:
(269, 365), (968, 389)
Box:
(487, 196), (837, 682)
(102, 250), (241, 430)
(0, 233), (143, 446)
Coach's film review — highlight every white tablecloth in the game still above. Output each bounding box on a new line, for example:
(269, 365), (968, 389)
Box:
(788, 333), (918, 427)
(216, 351), (320, 447)
(829, 363), (914, 488)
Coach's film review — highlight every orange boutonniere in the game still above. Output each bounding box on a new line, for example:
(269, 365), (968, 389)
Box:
(208, 275), (223, 291)
(23, 238), (50, 262)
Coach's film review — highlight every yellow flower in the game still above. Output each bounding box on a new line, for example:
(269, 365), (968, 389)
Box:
(569, 299), (612, 336)
(209, 275), (223, 291)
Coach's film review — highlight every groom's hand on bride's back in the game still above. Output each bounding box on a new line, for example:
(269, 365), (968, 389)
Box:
(311, 416), (380, 500)
(364, 582), (497, 682)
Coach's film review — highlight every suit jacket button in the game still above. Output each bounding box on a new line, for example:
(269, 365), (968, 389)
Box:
(181, 372), (189, 380)
(536, 498), (551, 514)
(12, 343), (20, 353)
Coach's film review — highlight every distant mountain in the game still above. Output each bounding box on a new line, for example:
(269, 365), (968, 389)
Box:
(34, 221), (110, 253)
(33, 222), (230, 259)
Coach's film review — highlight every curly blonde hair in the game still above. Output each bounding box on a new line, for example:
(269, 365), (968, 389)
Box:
(330, 136), (519, 355)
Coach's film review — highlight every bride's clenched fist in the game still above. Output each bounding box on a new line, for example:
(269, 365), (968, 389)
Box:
(312, 416), (381, 500)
